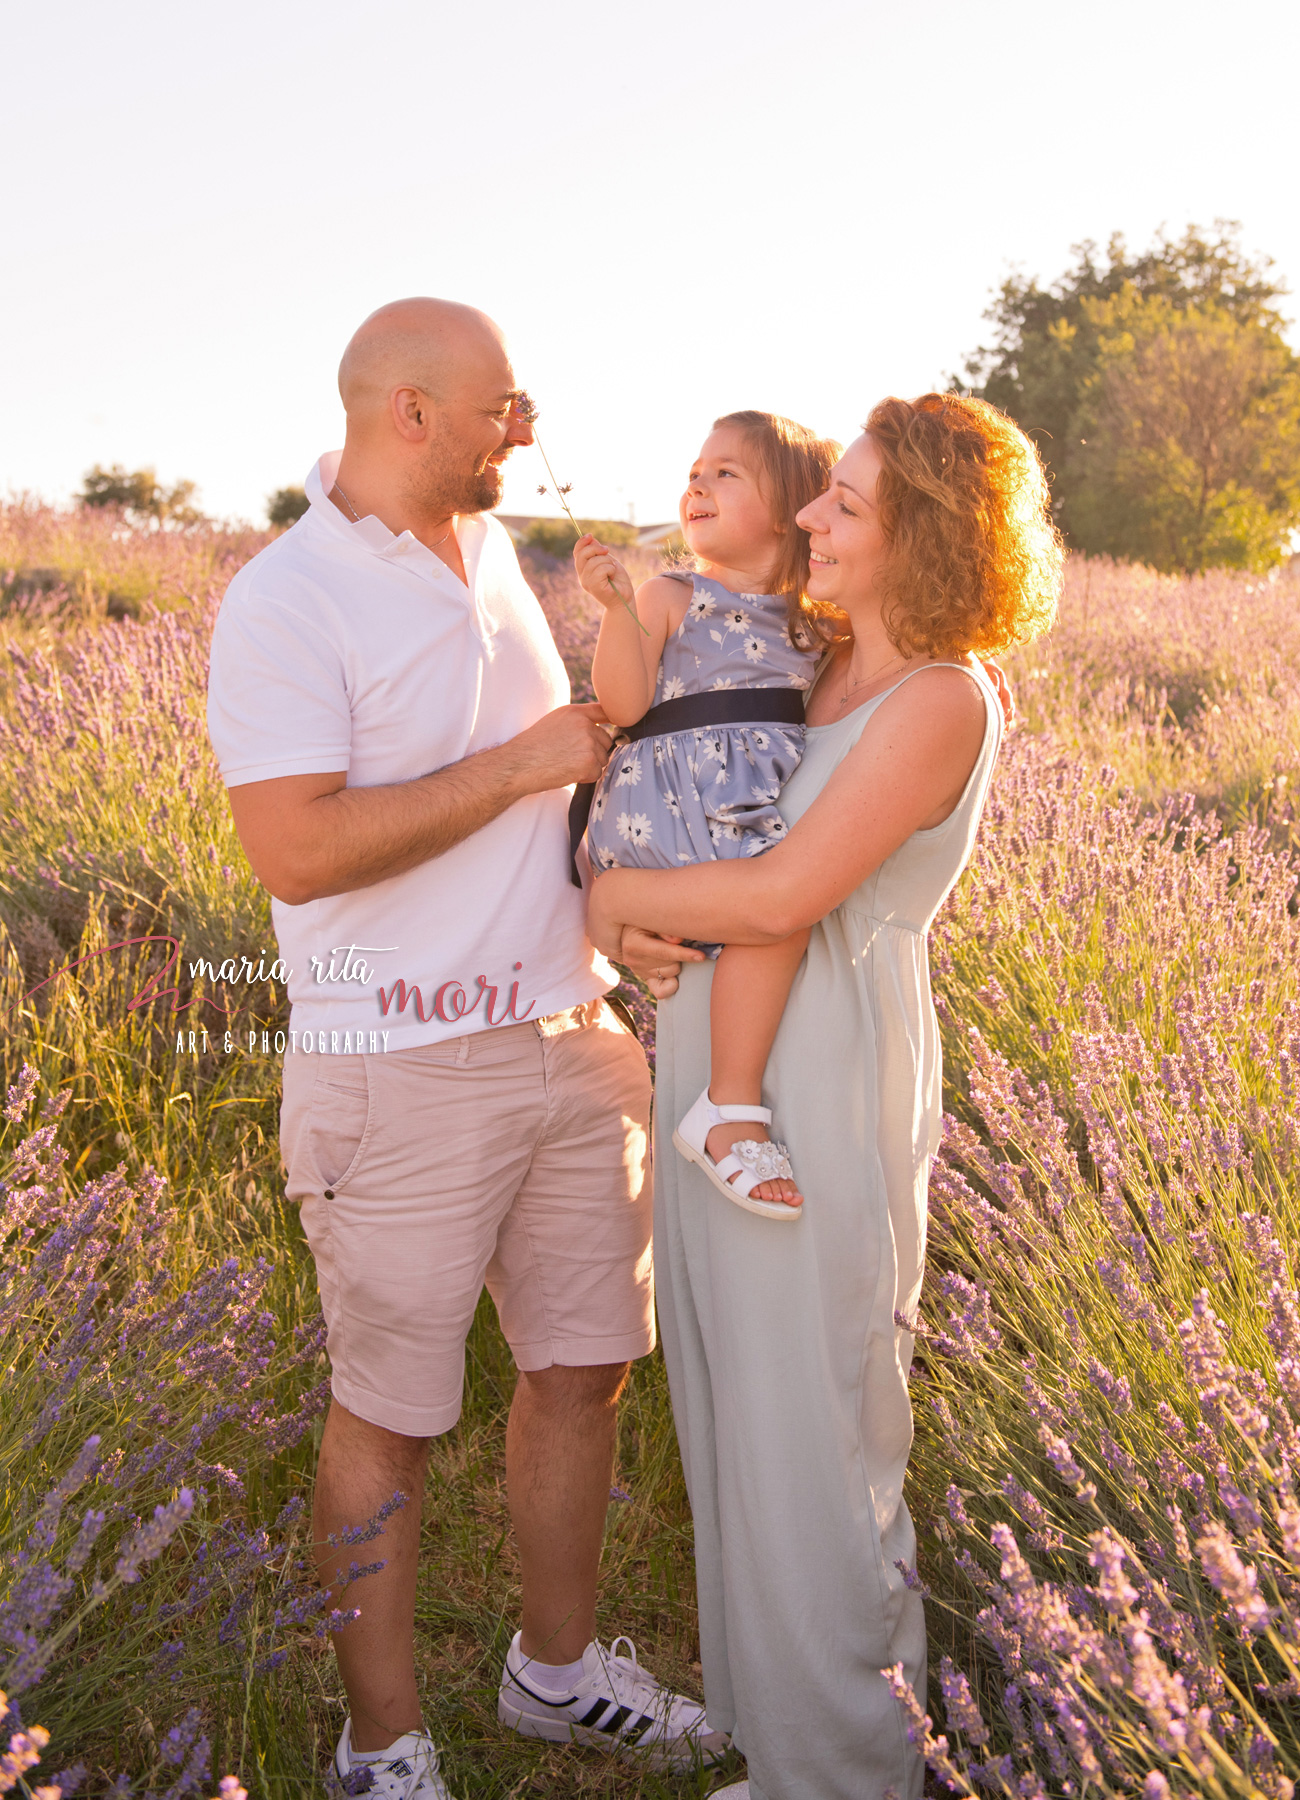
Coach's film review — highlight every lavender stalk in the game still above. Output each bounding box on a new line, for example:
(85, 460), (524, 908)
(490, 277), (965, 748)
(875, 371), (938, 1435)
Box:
(514, 392), (650, 636)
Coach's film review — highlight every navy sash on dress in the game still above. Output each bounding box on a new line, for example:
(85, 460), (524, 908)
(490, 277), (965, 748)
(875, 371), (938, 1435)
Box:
(567, 688), (808, 887)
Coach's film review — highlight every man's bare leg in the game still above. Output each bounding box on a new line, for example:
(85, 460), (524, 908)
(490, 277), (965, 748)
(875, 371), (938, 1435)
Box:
(314, 1400), (431, 1752)
(507, 1361), (629, 1664)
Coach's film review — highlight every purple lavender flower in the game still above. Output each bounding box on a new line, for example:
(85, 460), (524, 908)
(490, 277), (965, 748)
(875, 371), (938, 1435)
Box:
(4, 1065), (38, 1122)
(326, 1491), (407, 1548)
(1037, 1425), (1087, 1490)
(894, 1559), (931, 1597)
(932, 1272), (1003, 1363)
(1196, 1521), (1272, 1634)
(1087, 1528), (1138, 1613)
(114, 1490), (195, 1584)
(937, 1657), (990, 1745)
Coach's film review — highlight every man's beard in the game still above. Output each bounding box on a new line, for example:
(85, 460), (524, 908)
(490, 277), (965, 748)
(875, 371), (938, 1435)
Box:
(408, 426), (504, 517)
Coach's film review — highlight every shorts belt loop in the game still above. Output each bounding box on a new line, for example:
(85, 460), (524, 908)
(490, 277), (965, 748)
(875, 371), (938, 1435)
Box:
(456, 1034), (471, 1065)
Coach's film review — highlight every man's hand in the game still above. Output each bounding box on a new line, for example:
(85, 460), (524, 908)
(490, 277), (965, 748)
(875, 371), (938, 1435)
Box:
(227, 704), (615, 908)
(503, 702), (616, 791)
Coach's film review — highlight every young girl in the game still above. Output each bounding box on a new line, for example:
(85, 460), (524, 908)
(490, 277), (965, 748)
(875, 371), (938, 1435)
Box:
(573, 411), (840, 1219)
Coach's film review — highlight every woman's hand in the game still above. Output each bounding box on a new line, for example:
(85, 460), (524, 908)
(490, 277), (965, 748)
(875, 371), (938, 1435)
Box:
(586, 869), (629, 960)
(620, 926), (708, 999)
(575, 534), (637, 612)
(587, 871), (707, 996)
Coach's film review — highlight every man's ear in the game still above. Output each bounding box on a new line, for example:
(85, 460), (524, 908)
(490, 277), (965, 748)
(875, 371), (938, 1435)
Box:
(390, 385), (429, 442)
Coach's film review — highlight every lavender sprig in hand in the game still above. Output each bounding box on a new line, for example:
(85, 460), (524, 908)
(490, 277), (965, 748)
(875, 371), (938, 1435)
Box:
(514, 392), (649, 636)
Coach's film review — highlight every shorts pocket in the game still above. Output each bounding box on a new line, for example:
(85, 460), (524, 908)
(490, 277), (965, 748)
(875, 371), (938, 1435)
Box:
(308, 1059), (373, 1193)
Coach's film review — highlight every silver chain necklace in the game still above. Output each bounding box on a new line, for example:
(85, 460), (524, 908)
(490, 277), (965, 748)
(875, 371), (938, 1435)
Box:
(332, 482), (453, 550)
(838, 645), (906, 707)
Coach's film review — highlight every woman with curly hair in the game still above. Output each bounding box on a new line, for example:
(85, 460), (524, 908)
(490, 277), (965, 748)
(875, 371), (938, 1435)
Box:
(586, 394), (1062, 1800)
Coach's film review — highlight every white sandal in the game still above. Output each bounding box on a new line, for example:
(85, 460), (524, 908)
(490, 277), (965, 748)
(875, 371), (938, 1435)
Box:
(672, 1089), (803, 1221)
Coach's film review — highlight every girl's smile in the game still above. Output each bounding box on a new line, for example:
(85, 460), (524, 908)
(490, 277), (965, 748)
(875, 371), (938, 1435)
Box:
(678, 425), (784, 581)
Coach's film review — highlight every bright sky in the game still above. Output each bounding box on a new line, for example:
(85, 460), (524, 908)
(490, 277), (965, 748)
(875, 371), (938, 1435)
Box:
(4, 0), (1297, 529)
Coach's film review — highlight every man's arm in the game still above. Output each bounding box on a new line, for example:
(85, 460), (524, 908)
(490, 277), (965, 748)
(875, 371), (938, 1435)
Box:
(228, 703), (613, 906)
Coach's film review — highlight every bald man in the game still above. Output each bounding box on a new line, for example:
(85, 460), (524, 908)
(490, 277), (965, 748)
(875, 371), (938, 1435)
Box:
(206, 300), (723, 1798)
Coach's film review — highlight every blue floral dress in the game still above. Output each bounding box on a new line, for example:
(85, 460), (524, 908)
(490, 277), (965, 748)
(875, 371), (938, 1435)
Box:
(584, 574), (818, 875)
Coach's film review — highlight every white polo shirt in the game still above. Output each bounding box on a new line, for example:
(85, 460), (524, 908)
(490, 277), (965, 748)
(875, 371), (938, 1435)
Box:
(206, 452), (613, 1050)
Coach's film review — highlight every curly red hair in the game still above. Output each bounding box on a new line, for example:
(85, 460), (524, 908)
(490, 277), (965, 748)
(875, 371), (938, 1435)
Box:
(866, 393), (1062, 658)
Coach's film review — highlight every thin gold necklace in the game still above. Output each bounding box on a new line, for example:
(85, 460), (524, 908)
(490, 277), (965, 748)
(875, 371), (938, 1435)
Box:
(838, 645), (905, 707)
(332, 482), (453, 550)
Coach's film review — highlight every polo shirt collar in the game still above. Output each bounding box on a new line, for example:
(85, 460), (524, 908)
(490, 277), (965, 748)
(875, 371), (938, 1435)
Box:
(306, 452), (439, 562)
(303, 453), (497, 646)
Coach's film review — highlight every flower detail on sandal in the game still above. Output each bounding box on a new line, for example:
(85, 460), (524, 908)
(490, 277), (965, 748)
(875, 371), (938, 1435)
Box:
(672, 1088), (803, 1222)
(731, 1139), (794, 1184)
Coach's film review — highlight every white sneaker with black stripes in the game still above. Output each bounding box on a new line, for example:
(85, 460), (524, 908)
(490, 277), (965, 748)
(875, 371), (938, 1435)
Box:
(498, 1632), (729, 1768)
(331, 1720), (456, 1800)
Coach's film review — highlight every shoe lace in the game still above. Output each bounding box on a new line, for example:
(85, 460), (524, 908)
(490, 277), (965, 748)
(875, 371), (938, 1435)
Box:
(370, 1738), (444, 1800)
(597, 1635), (674, 1722)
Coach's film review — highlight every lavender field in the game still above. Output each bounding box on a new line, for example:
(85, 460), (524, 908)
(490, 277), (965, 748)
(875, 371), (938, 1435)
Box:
(2, 496), (1299, 1799)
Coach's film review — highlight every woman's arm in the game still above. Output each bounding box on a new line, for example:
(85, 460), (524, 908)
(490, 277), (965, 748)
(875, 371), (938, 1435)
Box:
(587, 665), (987, 957)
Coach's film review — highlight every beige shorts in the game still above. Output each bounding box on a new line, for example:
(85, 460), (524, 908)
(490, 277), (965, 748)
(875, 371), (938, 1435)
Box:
(281, 999), (654, 1437)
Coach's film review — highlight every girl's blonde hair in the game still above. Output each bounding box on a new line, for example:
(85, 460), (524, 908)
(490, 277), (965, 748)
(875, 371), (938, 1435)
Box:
(711, 410), (842, 647)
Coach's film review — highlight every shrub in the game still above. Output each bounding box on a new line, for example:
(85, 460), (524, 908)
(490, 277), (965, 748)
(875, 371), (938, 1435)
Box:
(520, 516), (639, 559)
(79, 468), (206, 531)
(266, 489), (308, 530)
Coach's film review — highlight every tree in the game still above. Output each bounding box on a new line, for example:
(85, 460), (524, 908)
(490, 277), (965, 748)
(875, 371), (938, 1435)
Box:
(267, 487), (309, 528)
(960, 223), (1300, 570)
(1067, 295), (1300, 571)
(79, 464), (204, 527)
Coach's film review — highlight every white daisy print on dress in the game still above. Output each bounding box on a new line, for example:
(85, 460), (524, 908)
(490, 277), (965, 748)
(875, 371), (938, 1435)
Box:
(750, 729), (771, 750)
(594, 845), (621, 870)
(591, 792), (607, 821)
(687, 591), (717, 621)
(742, 634), (768, 663)
(616, 812), (653, 848)
(663, 793), (682, 817)
(614, 752), (643, 787)
(660, 675), (686, 700)
(722, 608), (751, 634)
(787, 674), (811, 690)
(700, 734), (725, 762)
(710, 676), (736, 691)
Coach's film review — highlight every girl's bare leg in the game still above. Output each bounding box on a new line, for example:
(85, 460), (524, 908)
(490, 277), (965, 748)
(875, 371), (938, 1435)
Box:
(704, 929), (811, 1205)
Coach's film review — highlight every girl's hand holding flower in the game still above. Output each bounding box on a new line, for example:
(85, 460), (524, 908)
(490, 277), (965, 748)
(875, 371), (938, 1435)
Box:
(575, 534), (637, 613)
